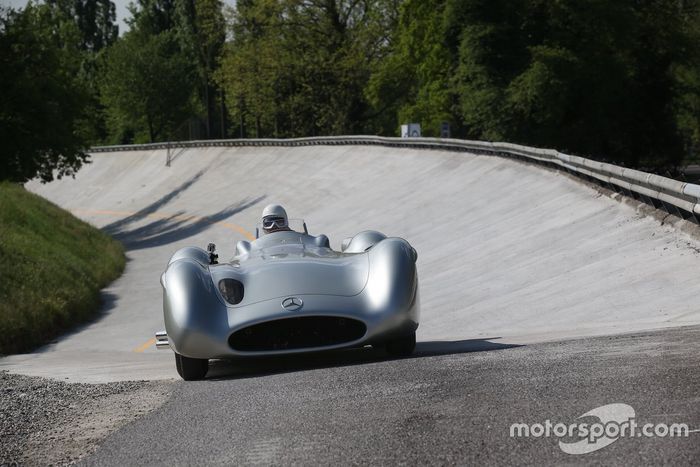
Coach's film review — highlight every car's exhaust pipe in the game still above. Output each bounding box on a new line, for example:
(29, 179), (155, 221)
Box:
(155, 330), (170, 349)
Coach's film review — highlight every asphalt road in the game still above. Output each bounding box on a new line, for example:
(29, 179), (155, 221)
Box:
(86, 325), (700, 465)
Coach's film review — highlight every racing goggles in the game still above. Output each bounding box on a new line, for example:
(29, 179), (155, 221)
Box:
(262, 216), (287, 229)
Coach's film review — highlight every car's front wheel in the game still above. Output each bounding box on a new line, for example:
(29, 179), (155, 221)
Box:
(175, 352), (209, 380)
(385, 331), (416, 357)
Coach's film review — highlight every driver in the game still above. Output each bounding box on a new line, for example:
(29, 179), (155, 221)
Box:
(261, 204), (291, 234)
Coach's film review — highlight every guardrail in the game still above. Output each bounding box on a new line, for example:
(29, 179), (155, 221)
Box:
(91, 136), (700, 223)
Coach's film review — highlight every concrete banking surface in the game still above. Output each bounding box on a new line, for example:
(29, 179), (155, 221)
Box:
(1, 144), (699, 383)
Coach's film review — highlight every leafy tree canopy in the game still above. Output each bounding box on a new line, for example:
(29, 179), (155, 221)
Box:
(5, 0), (700, 174)
(99, 26), (197, 143)
(0, 4), (91, 183)
(217, 0), (400, 137)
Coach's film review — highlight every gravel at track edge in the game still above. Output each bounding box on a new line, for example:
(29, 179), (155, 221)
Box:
(0, 371), (172, 466)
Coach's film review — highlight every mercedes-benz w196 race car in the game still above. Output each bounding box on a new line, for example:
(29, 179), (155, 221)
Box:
(156, 225), (420, 380)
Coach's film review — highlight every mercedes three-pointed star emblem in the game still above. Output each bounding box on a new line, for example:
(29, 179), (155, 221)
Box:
(281, 296), (303, 311)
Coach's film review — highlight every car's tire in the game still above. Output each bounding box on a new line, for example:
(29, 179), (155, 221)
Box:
(175, 352), (209, 380)
(385, 331), (416, 357)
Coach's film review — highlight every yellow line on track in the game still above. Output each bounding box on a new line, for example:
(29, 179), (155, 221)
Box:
(134, 337), (156, 353)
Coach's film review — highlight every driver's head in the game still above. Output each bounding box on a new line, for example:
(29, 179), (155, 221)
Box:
(261, 204), (290, 234)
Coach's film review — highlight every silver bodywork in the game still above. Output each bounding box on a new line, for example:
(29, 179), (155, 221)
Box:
(158, 229), (419, 359)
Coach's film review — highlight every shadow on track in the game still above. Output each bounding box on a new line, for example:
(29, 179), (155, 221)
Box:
(104, 195), (266, 251)
(108, 194), (265, 251)
(103, 170), (206, 233)
(205, 338), (522, 381)
(99, 168), (266, 250)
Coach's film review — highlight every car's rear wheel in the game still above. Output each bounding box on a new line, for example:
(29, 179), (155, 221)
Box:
(385, 331), (416, 357)
(175, 352), (209, 380)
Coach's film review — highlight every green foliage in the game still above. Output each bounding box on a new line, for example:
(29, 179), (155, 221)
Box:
(99, 27), (197, 143)
(217, 0), (398, 137)
(0, 182), (125, 355)
(177, 0), (227, 138)
(366, 0), (454, 136)
(0, 4), (92, 183)
(127, 0), (179, 34)
(98, 0), (227, 143)
(672, 2), (700, 164)
(0, 0), (120, 182)
(368, 0), (700, 168)
(5, 0), (700, 169)
(47, 0), (118, 52)
(675, 62), (700, 162)
(48, 0), (119, 144)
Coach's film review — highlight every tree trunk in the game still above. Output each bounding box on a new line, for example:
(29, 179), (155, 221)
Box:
(220, 89), (226, 138)
(147, 115), (155, 143)
(204, 83), (211, 138)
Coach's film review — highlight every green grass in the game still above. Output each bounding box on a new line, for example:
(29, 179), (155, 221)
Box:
(0, 182), (125, 355)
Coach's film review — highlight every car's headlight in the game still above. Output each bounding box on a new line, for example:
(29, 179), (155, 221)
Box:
(218, 279), (244, 305)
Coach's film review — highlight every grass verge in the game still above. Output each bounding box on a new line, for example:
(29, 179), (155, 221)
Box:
(0, 182), (125, 354)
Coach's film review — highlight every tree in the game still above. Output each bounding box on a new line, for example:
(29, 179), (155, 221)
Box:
(43, 0), (119, 144)
(671, 0), (700, 166)
(98, 0), (199, 143)
(46, 0), (118, 52)
(217, 0), (398, 138)
(216, 0), (283, 137)
(178, 0), (226, 138)
(99, 28), (196, 143)
(127, 0), (179, 35)
(0, 4), (91, 183)
(366, 0), (698, 168)
(366, 0), (455, 136)
(447, 0), (693, 168)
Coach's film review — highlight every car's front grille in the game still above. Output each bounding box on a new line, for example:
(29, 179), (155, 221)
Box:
(229, 316), (366, 351)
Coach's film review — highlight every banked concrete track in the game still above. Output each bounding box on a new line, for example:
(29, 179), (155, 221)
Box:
(2, 144), (700, 383)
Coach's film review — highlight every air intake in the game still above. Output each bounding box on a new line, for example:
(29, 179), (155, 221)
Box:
(229, 316), (366, 351)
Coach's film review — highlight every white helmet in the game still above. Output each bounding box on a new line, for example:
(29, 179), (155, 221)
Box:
(262, 204), (288, 220)
(261, 204), (289, 233)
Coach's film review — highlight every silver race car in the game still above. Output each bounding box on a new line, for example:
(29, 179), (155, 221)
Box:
(156, 207), (419, 380)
